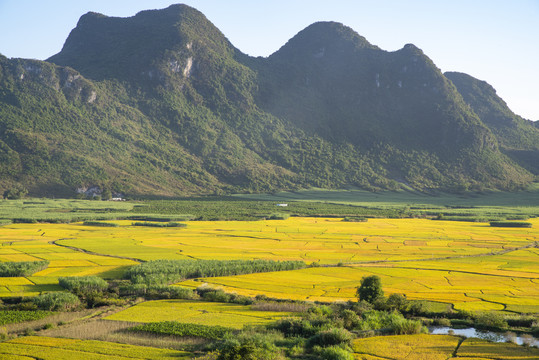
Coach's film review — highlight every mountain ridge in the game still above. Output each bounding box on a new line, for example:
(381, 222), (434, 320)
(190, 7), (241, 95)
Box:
(0, 4), (536, 196)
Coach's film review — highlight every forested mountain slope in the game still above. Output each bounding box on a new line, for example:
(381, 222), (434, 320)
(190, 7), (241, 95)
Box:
(0, 4), (534, 196)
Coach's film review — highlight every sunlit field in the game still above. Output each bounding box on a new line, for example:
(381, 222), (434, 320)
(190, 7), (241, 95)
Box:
(352, 334), (539, 359)
(0, 336), (190, 359)
(106, 299), (292, 329)
(1, 217), (538, 312)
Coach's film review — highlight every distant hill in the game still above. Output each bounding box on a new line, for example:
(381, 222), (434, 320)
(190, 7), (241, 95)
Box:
(0, 4), (535, 196)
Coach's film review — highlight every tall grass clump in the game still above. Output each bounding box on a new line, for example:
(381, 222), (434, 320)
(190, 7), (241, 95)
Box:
(125, 259), (306, 285)
(32, 292), (80, 311)
(0, 260), (49, 277)
(119, 284), (196, 300)
(307, 328), (353, 348)
(58, 276), (108, 293)
(312, 345), (354, 360)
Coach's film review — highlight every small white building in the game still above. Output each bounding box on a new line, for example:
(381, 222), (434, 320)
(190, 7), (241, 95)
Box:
(276, 203), (288, 207)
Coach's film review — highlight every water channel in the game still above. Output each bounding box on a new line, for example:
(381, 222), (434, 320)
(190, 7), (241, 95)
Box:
(430, 327), (539, 347)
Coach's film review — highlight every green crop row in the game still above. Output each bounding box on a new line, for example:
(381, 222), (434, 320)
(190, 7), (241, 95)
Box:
(0, 310), (52, 325)
(130, 321), (231, 339)
(0, 261), (49, 277)
(125, 259), (307, 286)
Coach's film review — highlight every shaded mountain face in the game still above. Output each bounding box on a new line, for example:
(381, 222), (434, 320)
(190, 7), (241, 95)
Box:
(446, 71), (539, 174)
(0, 4), (535, 196)
(262, 22), (494, 154)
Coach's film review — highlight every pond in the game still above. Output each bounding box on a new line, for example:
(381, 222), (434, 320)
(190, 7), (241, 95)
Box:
(429, 327), (539, 347)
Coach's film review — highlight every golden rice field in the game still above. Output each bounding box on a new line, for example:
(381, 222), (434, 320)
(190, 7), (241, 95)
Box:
(0, 217), (538, 312)
(352, 334), (539, 359)
(106, 299), (292, 329)
(0, 336), (191, 359)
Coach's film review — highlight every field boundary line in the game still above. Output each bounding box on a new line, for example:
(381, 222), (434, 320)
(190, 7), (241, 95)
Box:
(352, 265), (538, 280)
(333, 241), (538, 268)
(49, 238), (145, 263)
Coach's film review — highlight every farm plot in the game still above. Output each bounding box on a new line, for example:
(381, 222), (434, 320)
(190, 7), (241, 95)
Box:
(456, 338), (539, 359)
(353, 334), (460, 360)
(106, 299), (292, 329)
(52, 218), (539, 264)
(0, 217), (537, 311)
(181, 264), (539, 311)
(178, 247), (539, 312)
(352, 334), (539, 359)
(0, 336), (190, 360)
(0, 223), (137, 297)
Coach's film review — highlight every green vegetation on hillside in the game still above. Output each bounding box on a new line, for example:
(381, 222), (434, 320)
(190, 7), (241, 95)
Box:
(0, 4), (536, 197)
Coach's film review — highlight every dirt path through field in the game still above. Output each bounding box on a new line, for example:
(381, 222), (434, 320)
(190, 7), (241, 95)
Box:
(49, 238), (145, 262)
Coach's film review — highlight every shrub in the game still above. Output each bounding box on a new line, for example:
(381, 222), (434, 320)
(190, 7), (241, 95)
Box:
(273, 318), (321, 338)
(307, 328), (353, 348)
(196, 287), (253, 305)
(217, 332), (284, 360)
(313, 345), (354, 360)
(338, 309), (362, 330)
(267, 213), (290, 220)
(475, 312), (508, 330)
(32, 292), (80, 311)
(388, 315), (426, 335)
(342, 217), (367, 222)
(385, 293), (408, 312)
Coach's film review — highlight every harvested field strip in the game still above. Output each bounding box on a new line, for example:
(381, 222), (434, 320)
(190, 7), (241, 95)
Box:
(106, 299), (292, 329)
(0, 336), (190, 359)
(352, 334), (539, 359)
(353, 334), (461, 360)
(456, 338), (539, 359)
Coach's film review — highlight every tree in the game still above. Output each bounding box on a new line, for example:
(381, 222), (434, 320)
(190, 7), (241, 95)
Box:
(356, 275), (384, 303)
(101, 188), (112, 200)
(3, 184), (28, 199)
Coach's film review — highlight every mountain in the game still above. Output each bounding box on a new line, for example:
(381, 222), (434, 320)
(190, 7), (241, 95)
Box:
(445, 72), (539, 174)
(0, 4), (535, 196)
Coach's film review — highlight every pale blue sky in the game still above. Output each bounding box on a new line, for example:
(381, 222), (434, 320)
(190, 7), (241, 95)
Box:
(0, 0), (537, 120)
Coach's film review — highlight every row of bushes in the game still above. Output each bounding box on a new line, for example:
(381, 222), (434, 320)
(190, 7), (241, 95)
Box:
(127, 215), (193, 222)
(82, 221), (119, 227)
(124, 259), (307, 286)
(0, 261), (49, 277)
(118, 283), (196, 300)
(490, 221), (532, 228)
(58, 276), (108, 293)
(130, 321), (231, 339)
(131, 222), (186, 228)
